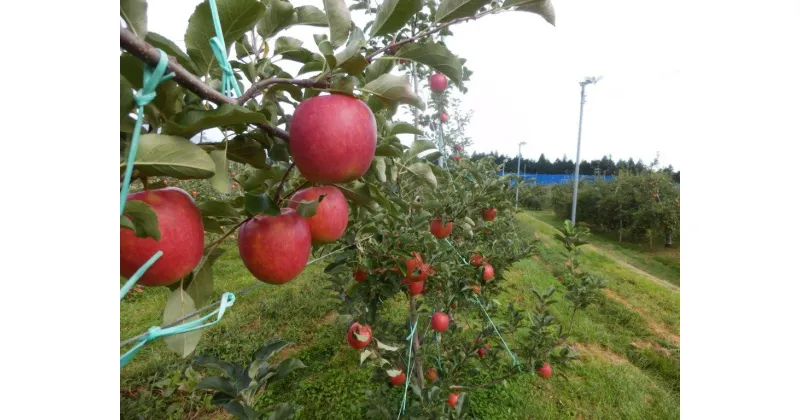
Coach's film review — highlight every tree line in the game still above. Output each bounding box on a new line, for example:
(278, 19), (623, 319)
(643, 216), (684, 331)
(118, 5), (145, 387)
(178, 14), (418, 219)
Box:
(470, 152), (680, 183)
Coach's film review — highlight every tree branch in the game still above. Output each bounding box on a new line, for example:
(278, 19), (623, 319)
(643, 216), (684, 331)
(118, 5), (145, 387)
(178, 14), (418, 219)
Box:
(273, 163), (296, 202)
(120, 27), (290, 142)
(237, 78), (330, 106)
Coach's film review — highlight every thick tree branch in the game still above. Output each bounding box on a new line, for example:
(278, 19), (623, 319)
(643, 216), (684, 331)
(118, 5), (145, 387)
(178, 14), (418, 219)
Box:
(120, 28), (290, 141)
(366, 7), (507, 61)
(237, 78), (330, 105)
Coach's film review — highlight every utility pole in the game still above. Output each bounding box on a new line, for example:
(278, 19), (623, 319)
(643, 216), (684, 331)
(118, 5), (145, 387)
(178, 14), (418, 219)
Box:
(570, 76), (601, 225)
(515, 141), (527, 209)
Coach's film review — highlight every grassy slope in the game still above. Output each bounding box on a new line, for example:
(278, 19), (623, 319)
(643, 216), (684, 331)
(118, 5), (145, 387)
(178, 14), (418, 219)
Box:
(121, 213), (680, 419)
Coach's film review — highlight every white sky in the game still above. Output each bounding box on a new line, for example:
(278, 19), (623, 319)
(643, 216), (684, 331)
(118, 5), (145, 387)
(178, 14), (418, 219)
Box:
(146, 0), (800, 172)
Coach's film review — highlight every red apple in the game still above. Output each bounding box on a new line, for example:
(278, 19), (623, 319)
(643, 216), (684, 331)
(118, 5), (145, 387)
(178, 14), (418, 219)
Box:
(453, 155), (461, 162)
(472, 285), (481, 294)
(288, 186), (349, 245)
(120, 188), (204, 287)
(440, 112), (449, 123)
(482, 264), (494, 281)
(430, 73), (447, 92)
(455, 145), (463, 151)
(470, 254), (485, 267)
(353, 269), (368, 283)
(404, 252), (434, 282)
(536, 362), (553, 379)
(289, 94), (377, 184)
(448, 393), (459, 408)
(347, 322), (373, 349)
(389, 371), (406, 386)
(408, 280), (424, 296)
(430, 218), (453, 239)
(431, 312), (449, 332)
(237, 208), (311, 284)
(482, 208), (497, 221)
(425, 367), (438, 382)
(477, 347), (486, 358)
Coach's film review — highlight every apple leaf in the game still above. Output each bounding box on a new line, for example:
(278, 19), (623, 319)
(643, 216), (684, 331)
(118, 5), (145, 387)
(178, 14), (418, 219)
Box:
(185, 0), (266, 76)
(120, 0), (148, 38)
(371, 0), (423, 36)
(506, 0), (556, 26)
(202, 136), (268, 169)
(371, 157), (387, 183)
(209, 150), (230, 194)
(379, 358), (392, 367)
(375, 143), (404, 158)
(163, 289), (202, 358)
(435, 0), (492, 23)
(203, 217), (223, 233)
(455, 392), (470, 416)
(199, 200), (241, 218)
(120, 75), (135, 123)
(424, 151), (442, 163)
(408, 163), (438, 188)
(389, 122), (424, 136)
(407, 140), (438, 158)
(387, 368), (402, 377)
(291, 5), (329, 27)
(244, 192), (281, 216)
(163, 104), (269, 139)
(298, 60), (324, 75)
(123, 134), (217, 179)
(334, 27), (368, 75)
(185, 258), (215, 306)
(364, 58), (394, 84)
(258, 0), (294, 39)
(361, 74), (425, 111)
(274, 36), (304, 55)
(360, 350), (372, 364)
(295, 196), (325, 218)
(323, 0), (351, 49)
(121, 200), (161, 241)
(394, 43), (463, 85)
(374, 339), (399, 352)
(146, 32), (201, 75)
(336, 182), (373, 206)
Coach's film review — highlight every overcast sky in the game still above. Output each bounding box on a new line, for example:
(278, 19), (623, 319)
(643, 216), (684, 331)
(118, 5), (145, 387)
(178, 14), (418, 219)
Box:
(145, 0), (800, 172)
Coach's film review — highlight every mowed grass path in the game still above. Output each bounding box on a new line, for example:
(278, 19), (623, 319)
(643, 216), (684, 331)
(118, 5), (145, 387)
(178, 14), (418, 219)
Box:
(121, 212), (680, 419)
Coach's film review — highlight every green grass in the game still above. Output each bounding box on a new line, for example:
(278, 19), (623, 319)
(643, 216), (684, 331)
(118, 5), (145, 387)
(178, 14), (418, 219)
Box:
(528, 210), (680, 286)
(121, 215), (680, 419)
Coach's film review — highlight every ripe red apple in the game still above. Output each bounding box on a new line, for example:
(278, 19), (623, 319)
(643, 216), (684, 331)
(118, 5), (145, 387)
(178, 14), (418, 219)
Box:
(482, 264), (495, 281)
(288, 186), (349, 245)
(470, 254), (485, 267)
(536, 362), (553, 379)
(430, 73), (447, 92)
(453, 155), (461, 162)
(389, 371), (406, 386)
(353, 269), (368, 283)
(289, 94), (377, 184)
(477, 347), (486, 358)
(425, 367), (438, 382)
(347, 322), (373, 349)
(408, 280), (424, 296)
(430, 218), (453, 239)
(440, 112), (449, 123)
(405, 252), (434, 282)
(121, 188), (204, 287)
(448, 393), (459, 408)
(450, 302), (457, 310)
(431, 312), (449, 332)
(455, 145), (463, 152)
(481, 208), (497, 221)
(237, 208), (311, 284)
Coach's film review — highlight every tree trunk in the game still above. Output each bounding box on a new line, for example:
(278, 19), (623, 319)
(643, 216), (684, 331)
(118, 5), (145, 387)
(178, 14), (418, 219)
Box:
(664, 231), (672, 248)
(408, 296), (425, 390)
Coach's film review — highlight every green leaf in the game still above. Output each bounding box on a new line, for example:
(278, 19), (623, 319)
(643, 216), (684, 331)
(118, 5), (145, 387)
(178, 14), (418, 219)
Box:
(196, 375), (238, 396)
(185, 0), (267, 76)
(194, 355), (243, 378)
(295, 196), (325, 218)
(274, 36), (304, 55)
(371, 157), (387, 183)
(371, 0), (423, 36)
(360, 350), (372, 364)
(395, 43), (463, 85)
(364, 58), (393, 84)
(258, 0), (295, 39)
(298, 60), (325, 75)
(291, 5), (328, 27)
(270, 358), (306, 382)
(163, 289), (202, 358)
(204, 136), (268, 168)
(508, 0), (556, 26)
(185, 258), (215, 306)
(323, 0), (351, 48)
(336, 183), (373, 205)
(334, 26), (368, 75)
(244, 192), (281, 216)
(199, 200), (241, 218)
(146, 32), (201, 75)
(223, 401), (259, 419)
(123, 134), (216, 179)
(163, 104), (268, 139)
(389, 122), (423, 136)
(424, 151), (442, 162)
(375, 143), (404, 158)
(121, 200), (161, 241)
(435, 0), (492, 23)
(407, 140), (438, 158)
(121, 76), (135, 123)
(254, 339), (293, 361)
(361, 74), (425, 110)
(120, 0), (148, 38)
(267, 403), (298, 420)
(408, 162), (437, 188)
(209, 150), (230, 194)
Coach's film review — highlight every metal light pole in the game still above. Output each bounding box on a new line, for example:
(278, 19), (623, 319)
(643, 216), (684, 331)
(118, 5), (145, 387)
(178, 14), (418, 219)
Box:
(570, 76), (601, 225)
(515, 141), (527, 209)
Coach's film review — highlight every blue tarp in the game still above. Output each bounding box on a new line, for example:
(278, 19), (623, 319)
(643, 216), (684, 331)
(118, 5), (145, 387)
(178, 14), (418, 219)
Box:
(503, 173), (615, 186)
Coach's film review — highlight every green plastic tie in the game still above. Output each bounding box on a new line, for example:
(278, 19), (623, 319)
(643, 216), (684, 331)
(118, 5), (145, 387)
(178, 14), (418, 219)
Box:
(397, 317), (418, 420)
(435, 332), (444, 373)
(120, 292), (236, 369)
(119, 251), (163, 300)
(444, 238), (469, 266)
(473, 298), (522, 372)
(208, 0), (242, 98)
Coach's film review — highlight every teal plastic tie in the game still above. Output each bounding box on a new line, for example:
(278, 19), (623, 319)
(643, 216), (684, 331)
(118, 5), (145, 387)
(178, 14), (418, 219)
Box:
(208, 0), (242, 98)
(119, 251), (164, 300)
(435, 332), (444, 373)
(397, 317), (418, 420)
(444, 238), (469, 266)
(120, 292), (236, 369)
(473, 298), (522, 371)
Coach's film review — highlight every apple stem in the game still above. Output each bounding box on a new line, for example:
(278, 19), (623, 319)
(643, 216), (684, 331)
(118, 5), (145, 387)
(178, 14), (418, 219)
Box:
(273, 163), (296, 203)
(279, 180), (310, 205)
